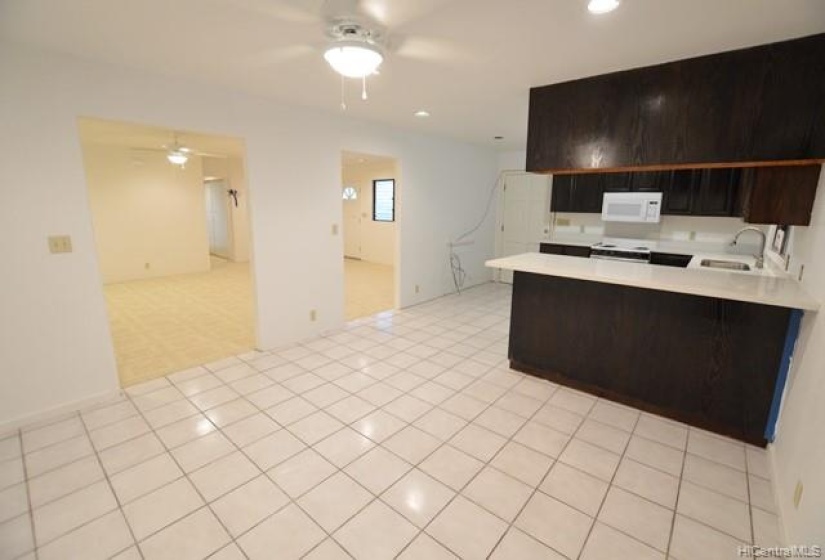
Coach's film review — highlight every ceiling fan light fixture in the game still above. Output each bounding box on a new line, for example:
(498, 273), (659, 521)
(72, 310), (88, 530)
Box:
(167, 150), (189, 166)
(324, 41), (383, 79)
(588, 0), (620, 14)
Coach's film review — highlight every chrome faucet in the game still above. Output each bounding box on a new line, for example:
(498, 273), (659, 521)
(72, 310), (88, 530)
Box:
(730, 227), (767, 269)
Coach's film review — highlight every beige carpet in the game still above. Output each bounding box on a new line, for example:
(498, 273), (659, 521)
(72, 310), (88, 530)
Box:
(104, 258), (255, 387)
(344, 258), (394, 321)
(105, 257), (393, 387)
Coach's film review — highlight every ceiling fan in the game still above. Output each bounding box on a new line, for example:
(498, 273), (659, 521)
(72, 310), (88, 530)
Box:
(129, 132), (222, 169)
(224, 0), (465, 107)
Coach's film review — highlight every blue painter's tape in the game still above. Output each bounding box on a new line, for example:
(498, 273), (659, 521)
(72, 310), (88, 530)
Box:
(765, 308), (804, 442)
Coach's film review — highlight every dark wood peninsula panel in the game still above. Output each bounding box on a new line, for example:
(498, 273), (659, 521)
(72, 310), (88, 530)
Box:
(509, 272), (792, 446)
(527, 33), (825, 173)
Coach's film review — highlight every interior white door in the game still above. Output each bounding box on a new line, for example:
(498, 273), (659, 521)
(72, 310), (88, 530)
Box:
(205, 180), (231, 259)
(343, 186), (362, 259)
(498, 173), (550, 283)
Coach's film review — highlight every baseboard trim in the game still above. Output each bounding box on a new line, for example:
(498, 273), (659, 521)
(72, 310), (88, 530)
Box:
(0, 388), (124, 435)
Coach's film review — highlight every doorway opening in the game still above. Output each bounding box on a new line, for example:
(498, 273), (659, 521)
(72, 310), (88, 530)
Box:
(78, 117), (256, 387)
(341, 151), (398, 320)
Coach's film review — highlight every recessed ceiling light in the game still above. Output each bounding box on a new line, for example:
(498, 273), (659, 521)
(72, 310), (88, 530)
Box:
(588, 0), (620, 14)
(414, 110), (431, 118)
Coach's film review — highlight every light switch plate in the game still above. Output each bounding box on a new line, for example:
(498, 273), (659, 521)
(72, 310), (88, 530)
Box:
(332, 224), (339, 236)
(48, 235), (73, 254)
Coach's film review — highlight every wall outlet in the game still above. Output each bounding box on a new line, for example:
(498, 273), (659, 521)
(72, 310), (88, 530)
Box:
(47, 235), (72, 254)
(689, 231), (697, 241)
(310, 309), (317, 322)
(794, 480), (803, 509)
(331, 224), (339, 236)
(144, 262), (151, 270)
(415, 284), (420, 294)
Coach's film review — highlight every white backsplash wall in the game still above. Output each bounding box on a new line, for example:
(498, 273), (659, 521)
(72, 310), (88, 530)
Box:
(551, 213), (768, 245)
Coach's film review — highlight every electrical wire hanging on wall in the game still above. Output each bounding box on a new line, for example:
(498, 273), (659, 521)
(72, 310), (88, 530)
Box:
(449, 171), (505, 294)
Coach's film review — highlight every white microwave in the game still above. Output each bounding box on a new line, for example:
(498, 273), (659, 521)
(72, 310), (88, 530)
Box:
(601, 192), (663, 223)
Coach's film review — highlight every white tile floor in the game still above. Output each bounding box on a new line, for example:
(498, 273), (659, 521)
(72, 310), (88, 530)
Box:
(0, 283), (782, 560)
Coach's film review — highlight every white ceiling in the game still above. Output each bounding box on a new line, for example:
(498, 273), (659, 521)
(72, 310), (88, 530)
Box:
(342, 150), (397, 167)
(3, 0), (825, 150)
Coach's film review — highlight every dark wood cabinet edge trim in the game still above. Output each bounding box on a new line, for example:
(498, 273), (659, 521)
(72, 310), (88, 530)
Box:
(535, 159), (824, 175)
(510, 359), (767, 448)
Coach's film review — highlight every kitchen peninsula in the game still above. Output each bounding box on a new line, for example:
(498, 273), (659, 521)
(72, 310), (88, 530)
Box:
(486, 252), (819, 446)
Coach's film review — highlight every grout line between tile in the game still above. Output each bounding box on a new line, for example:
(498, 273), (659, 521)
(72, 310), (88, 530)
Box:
(12, 284), (771, 560)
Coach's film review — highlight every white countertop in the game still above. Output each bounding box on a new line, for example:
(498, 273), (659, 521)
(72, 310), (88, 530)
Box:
(486, 252), (819, 311)
(541, 235), (760, 256)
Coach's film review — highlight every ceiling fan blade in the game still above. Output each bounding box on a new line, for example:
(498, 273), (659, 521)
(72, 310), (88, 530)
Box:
(204, 0), (321, 24)
(355, 0), (455, 28)
(391, 34), (471, 64)
(242, 44), (317, 68)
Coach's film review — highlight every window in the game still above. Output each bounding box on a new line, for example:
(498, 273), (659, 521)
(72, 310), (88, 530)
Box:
(342, 186), (358, 200)
(373, 179), (395, 222)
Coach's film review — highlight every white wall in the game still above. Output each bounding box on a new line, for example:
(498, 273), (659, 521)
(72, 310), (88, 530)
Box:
(497, 150), (527, 173)
(83, 144), (210, 283)
(770, 166), (825, 545)
(342, 160), (398, 266)
(551, 212), (767, 246)
(0, 43), (497, 428)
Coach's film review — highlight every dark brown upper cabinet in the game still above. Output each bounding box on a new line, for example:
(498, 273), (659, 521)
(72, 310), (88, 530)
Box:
(739, 165), (822, 225)
(602, 172), (630, 192)
(551, 165), (821, 223)
(629, 171), (665, 192)
(661, 170), (695, 215)
(694, 169), (741, 216)
(550, 174), (603, 213)
(527, 33), (825, 173)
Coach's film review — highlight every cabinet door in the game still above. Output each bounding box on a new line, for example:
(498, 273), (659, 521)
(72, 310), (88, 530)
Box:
(550, 175), (574, 212)
(572, 174), (605, 213)
(662, 170), (696, 215)
(741, 165), (821, 226)
(630, 171), (665, 192)
(693, 168), (740, 216)
(602, 173), (631, 192)
(749, 35), (825, 161)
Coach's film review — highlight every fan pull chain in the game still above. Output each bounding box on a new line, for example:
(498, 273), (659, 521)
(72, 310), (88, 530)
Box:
(362, 76), (368, 100)
(340, 75), (347, 111)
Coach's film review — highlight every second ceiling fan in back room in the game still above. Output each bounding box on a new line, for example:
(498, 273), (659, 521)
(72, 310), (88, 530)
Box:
(225, 0), (463, 109)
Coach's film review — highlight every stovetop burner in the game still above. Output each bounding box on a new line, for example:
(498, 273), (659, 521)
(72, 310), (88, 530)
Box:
(591, 241), (650, 252)
(590, 240), (652, 263)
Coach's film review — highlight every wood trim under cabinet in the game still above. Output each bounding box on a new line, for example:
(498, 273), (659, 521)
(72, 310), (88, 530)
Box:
(536, 159), (825, 176)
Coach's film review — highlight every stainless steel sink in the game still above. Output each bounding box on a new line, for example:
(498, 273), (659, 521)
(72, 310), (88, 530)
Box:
(700, 259), (751, 271)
